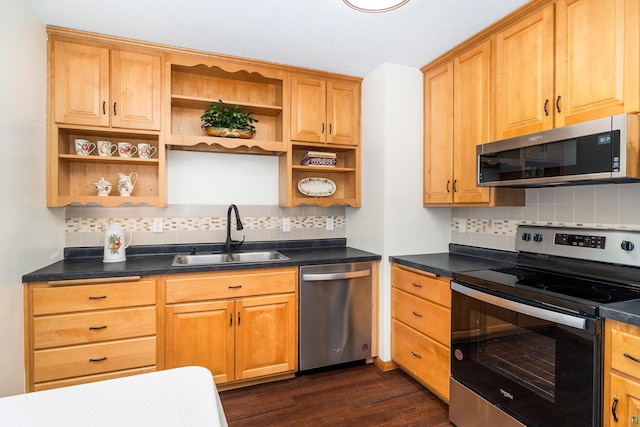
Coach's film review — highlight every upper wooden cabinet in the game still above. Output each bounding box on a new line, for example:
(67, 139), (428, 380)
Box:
(46, 27), (362, 208)
(47, 31), (165, 207)
(53, 41), (161, 131)
(424, 41), (524, 206)
(495, 0), (640, 139)
(494, 4), (555, 138)
(283, 73), (362, 207)
(291, 75), (360, 146)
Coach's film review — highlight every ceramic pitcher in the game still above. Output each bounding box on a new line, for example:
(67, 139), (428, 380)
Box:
(103, 223), (131, 263)
(117, 172), (138, 196)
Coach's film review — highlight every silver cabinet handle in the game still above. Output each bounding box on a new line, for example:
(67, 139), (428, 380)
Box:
(302, 269), (370, 281)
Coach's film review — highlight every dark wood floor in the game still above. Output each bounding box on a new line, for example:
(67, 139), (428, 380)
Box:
(219, 363), (453, 426)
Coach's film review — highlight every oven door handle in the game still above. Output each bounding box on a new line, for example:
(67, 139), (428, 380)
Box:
(451, 281), (587, 330)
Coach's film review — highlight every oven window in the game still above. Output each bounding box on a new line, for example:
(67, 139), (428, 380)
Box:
(451, 287), (599, 427)
(473, 310), (556, 402)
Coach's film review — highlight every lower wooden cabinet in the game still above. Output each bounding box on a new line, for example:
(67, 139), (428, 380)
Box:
(391, 263), (451, 402)
(24, 277), (159, 392)
(604, 319), (640, 426)
(24, 267), (300, 391)
(164, 267), (298, 386)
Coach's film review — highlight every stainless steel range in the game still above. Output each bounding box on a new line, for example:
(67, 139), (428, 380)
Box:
(450, 225), (640, 427)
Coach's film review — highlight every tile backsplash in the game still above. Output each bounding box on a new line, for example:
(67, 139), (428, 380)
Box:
(65, 204), (346, 247)
(451, 183), (640, 251)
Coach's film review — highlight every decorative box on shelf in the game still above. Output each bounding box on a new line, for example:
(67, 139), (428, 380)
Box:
(301, 151), (337, 167)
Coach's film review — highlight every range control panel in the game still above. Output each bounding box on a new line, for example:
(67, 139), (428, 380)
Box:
(555, 233), (606, 249)
(515, 225), (640, 267)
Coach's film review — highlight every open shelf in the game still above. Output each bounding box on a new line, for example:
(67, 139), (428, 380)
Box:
(168, 62), (286, 154)
(50, 127), (163, 206)
(171, 95), (282, 117)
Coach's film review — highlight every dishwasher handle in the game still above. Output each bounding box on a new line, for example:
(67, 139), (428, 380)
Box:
(302, 269), (371, 282)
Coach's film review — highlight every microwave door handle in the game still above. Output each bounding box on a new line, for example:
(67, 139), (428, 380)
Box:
(451, 281), (587, 330)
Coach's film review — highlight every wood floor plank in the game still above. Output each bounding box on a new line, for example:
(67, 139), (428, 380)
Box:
(219, 364), (452, 426)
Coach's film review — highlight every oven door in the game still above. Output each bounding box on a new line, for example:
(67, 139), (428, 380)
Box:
(450, 281), (601, 427)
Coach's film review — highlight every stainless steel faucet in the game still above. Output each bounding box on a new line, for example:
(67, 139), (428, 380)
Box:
(225, 204), (245, 253)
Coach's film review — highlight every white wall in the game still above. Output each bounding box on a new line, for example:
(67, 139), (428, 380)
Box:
(167, 151), (279, 205)
(348, 63), (450, 361)
(0, 0), (65, 396)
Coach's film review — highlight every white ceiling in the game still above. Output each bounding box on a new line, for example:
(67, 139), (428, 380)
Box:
(25, 0), (529, 77)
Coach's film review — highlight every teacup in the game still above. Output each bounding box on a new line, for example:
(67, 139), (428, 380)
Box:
(75, 139), (95, 156)
(117, 142), (137, 158)
(97, 140), (117, 157)
(137, 143), (157, 159)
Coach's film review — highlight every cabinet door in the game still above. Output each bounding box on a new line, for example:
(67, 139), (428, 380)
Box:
(235, 293), (297, 380)
(423, 62), (454, 205)
(327, 81), (360, 146)
(53, 41), (110, 127)
(555, 0), (638, 127)
(607, 372), (640, 427)
(165, 300), (235, 384)
(291, 76), (327, 143)
(495, 4), (555, 138)
(111, 50), (162, 130)
(453, 40), (491, 204)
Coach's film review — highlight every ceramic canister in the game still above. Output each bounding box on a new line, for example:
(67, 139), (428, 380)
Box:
(103, 223), (130, 263)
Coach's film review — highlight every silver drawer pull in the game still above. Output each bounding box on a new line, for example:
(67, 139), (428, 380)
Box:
(412, 311), (423, 318)
(228, 285), (242, 289)
(88, 295), (107, 300)
(412, 283), (422, 288)
(89, 325), (107, 331)
(89, 357), (107, 363)
(411, 351), (422, 359)
(624, 353), (640, 364)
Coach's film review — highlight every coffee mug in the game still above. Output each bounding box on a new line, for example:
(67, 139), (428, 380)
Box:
(75, 139), (95, 156)
(97, 140), (117, 157)
(137, 143), (157, 159)
(117, 142), (137, 158)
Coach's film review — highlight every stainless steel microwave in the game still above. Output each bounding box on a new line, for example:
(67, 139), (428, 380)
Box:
(477, 113), (640, 187)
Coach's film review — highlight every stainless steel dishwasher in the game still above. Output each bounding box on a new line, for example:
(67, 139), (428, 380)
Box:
(299, 262), (372, 371)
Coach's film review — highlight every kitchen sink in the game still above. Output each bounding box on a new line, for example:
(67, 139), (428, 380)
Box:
(172, 250), (289, 266)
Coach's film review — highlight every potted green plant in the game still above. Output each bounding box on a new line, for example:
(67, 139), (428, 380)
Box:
(200, 99), (259, 139)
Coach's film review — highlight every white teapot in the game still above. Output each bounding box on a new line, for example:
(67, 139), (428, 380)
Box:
(103, 223), (131, 263)
(117, 172), (138, 196)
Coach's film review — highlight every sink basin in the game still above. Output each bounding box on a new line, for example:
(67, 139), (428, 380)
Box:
(172, 250), (289, 266)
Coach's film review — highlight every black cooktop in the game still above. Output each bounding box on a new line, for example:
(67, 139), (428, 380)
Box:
(453, 265), (640, 317)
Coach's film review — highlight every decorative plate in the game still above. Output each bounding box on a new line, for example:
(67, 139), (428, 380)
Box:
(298, 177), (336, 197)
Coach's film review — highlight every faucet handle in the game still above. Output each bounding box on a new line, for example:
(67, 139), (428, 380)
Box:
(233, 235), (245, 249)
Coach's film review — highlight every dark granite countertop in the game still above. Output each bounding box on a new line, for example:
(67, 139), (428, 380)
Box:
(22, 238), (381, 283)
(601, 300), (640, 327)
(389, 244), (517, 277)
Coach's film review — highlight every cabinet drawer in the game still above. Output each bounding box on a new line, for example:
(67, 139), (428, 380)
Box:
(34, 307), (156, 349)
(32, 280), (156, 315)
(391, 265), (450, 308)
(165, 267), (297, 303)
(392, 288), (450, 346)
(392, 319), (450, 401)
(33, 366), (157, 392)
(610, 325), (640, 379)
(34, 337), (156, 383)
